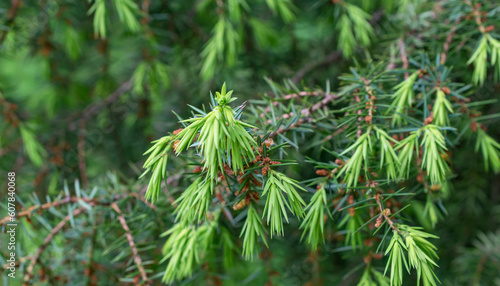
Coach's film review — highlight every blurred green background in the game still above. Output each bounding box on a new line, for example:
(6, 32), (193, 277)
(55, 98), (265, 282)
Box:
(1, 0), (500, 285)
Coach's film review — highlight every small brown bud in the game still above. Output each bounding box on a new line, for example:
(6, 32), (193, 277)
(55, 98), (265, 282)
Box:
(470, 122), (477, 132)
(335, 159), (343, 165)
(417, 173), (425, 183)
(375, 215), (383, 228)
(173, 128), (183, 135)
(348, 195), (354, 205)
(233, 200), (246, 211)
(424, 114), (434, 125)
(316, 169), (330, 176)
(250, 191), (260, 201)
(441, 87), (450, 94)
(193, 166), (203, 173)
(364, 115), (372, 123)
(430, 184), (441, 191)
(262, 166), (269, 176)
(349, 208), (356, 216)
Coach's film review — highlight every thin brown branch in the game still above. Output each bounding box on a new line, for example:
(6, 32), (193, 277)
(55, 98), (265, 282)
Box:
(301, 93), (339, 121)
(263, 92), (338, 138)
(68, 80), (133, 131)
(291, 51), (343, 84)
(0, 197), (101, 226)
(78, 120), (89, 189)
(111, 202), (150, 285)
(0, 193), (155, 226)
(86, 226), (98, 286)
(440, 18), (461, 65)
(465, 0), (486, 34)
(399, 38), (409, 79)
(0, 0), (21, 43)
(375, 193), (400, 233)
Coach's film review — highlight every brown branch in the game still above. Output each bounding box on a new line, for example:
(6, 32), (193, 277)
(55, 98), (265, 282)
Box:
(0, 197), (101, 226)
(265, 93), (339, 138)
(291, 51), (343, 84)
(78, 120), (89, 189)
(261, 91), (320, 115)
(0, 0), (22, 43)
(465, 0), (486, 34)
(374, 193), (400, 233)
(399, 38), (409, 79)
(0, 193), (155, 226)
(440, 18), (461, 65)
(86, 227), (98, 286)
(23, 206), (89, 285)
(111, 202), (150, 285)
(301, 93), (339, 121)
(68, 80), (133, 131)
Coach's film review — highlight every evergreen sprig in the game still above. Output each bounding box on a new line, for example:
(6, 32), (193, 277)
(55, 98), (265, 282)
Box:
(174, 84), (257, 182)
(475, 128), (500, 173)
(375, 127), (400, 181)
(421, 125), (450, 184)
(395, 132), (418, 179)
(141, 135), (173, 202)
(300, 185), (328, 250)
(240, 205), (268, 260)
(389, 71), (419, 126)
(432, 89), (453, 126)
(338, 131), (371, 188)
(384, 225), (439, 286)
(262, 170), (307, 236)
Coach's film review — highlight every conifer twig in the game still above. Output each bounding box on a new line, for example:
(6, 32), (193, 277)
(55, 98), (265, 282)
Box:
(111, 202), (150, 285)
(0, 193), (155, 226)
(375, 193), (400, 233)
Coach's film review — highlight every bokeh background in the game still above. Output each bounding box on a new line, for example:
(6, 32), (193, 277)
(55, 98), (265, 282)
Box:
(1, 0), (500, 285)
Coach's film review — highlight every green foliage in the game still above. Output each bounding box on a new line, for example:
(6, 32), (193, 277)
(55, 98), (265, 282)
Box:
(385, 226), (439, 286)
(19, 124), (47, 167)
(337, 131), (371, 189)
(174, 84), (257, 182)
(88, 0), (107, 37)
(141, 135), (173, 202)
(389, 72), (418, 126)
(240, 205), (268, 260)
(358, 267), (390, 286)
(174, 178), (213, 223)
(385, 232), (409, 286)
(421, 125), (450, 184)
(161, 219), (218, 283)
(262, 170), (306, 236)
(432, 89), (453, 127)
(468, 35), (500, 85)
(475, 128), (500, 173)
(337, 2), (374, 58)
(395, 132), (418, 178)
(3, 0), (500, 285)
(300, 185), (328, 250)
(375, 127), (400, 181)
